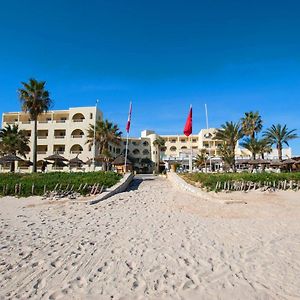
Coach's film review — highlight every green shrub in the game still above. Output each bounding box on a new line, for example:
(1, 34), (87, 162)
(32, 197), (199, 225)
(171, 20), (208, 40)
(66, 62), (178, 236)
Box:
(183, 172), (300, 192)
(0, 172), (121, 197)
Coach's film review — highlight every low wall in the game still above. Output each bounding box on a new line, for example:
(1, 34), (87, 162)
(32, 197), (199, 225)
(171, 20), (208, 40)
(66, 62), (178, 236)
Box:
(89, 172), (134, 205)
(167, 171), (213, 201)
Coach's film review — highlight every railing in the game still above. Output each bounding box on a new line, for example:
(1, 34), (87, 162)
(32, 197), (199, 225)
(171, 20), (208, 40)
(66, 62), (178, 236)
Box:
(38, 136), (48, 139)
(72, 119), (84, 122)
(55, 120), (67, 123)
(37, 151), (47, 154)
(71, 135), (83, 138)
(22, 121), (31, 124)
(54, 135), (65, 139)
(38, 120), (50, 123)
(71, 150), (82, 154)
(54, 150), (65, 154)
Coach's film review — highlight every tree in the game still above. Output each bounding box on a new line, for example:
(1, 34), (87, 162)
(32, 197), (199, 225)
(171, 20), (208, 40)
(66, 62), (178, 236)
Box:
(86, 119), (122, 170)
(0, 124), (30, 172)
(263, 124), (298, 160)
(194, 150), (207, 170)
(257, 138), (272, 159)
(240, 137), (261, 159)
(153, 136), (166, 173)
(18, 79), (52, 172)
(214, 122), (243, 171)
(218, 143), (235, 171)
(241, 111), (263, 138)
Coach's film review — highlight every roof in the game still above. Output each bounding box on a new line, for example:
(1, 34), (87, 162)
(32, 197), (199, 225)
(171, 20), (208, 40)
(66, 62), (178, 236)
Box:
(112, 155), (133, 165)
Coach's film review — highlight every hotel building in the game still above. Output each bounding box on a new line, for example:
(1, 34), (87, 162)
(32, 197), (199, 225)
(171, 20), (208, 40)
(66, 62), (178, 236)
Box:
(1, 106), (292, 172)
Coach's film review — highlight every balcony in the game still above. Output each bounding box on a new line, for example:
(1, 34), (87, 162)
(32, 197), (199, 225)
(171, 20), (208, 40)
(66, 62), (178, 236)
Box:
(55, 120), (67, 123)
(71, 150), (82, 154)
(37, 151), (47, 155)
(54, 135), (65, 139)
(38, 136), (48, 139)
(72, 119), (84, 123)
(71, 135), (83, 138)
(22, 121), (31, 124)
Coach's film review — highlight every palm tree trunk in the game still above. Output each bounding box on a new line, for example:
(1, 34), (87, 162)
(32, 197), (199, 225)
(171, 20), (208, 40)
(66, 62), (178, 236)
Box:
(278, 146), (283, 161)
(32, 118), (37, 172)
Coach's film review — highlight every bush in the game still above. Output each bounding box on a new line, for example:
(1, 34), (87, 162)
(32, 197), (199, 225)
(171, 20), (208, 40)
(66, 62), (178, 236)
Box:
(0, 172), (121, 197)
(183, 172), (300, 192)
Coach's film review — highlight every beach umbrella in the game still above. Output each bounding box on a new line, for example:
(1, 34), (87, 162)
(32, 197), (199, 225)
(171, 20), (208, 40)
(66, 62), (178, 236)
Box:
(0, 154), (24, 172)
(112, 154), (133, 166)
(269, 160), (282, 167)
(248, 158), (270, 165)
(69, 155), (84, 167)
(0, 154), (24, 163)
(44, 152), (68, 169)
(282, 158), (297, 165)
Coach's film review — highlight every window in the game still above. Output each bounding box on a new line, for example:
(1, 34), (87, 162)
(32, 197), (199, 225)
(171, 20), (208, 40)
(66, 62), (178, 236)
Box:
(142, 141), (149, 146)
(170, 146), (177, 152)
(90, 113), (93, 119)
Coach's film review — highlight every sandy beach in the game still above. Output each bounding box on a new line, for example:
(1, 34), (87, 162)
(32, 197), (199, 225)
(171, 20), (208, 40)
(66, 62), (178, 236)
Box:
(1, 174), (300, 300)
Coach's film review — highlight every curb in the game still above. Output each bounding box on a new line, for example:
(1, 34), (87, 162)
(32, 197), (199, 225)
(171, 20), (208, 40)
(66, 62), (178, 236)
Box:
(89, 172), (134, 205)
(167, 171), (214, 201)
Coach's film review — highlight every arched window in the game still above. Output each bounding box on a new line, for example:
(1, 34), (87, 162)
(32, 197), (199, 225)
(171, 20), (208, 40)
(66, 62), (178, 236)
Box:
(142, 149), (149, 155)
(170, 146), (177, 152)
(71, 129), (84, 138)
(142, 141), (149, 146)
(72, 113), (85, 122)
(70, 144), (83, 154)
(181, 146), (187, 150)
(133, 149), (140, 155)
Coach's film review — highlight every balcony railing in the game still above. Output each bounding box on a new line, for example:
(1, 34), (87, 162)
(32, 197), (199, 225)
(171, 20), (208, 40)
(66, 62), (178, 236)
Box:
(53, 150), (65, 154)
(72, 119), (84, 122)
(38, 120), (50, 123)
(22, 121), (31, 124)
(54, 135), (65, 139)
(38, 136), (48, 139)
(71, 150), (82, 154)
(37, 151), (47, 154)
(71, 135), (83, 138)
(55, 120), (67, 123)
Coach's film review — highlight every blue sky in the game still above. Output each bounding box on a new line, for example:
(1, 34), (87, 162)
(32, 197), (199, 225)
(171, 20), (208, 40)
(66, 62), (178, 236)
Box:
(0, 0), (299, 154)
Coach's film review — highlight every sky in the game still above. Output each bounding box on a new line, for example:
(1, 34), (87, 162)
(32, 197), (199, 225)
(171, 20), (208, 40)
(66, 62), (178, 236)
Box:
(0, 0), (299, 154)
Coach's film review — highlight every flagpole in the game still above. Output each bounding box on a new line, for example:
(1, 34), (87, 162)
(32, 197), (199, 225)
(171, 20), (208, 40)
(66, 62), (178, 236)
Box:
(205, 103), (212, 172)
(93, 99), (99, 171)
(189, 104), (193, 173)
(124, 132), (129, 172)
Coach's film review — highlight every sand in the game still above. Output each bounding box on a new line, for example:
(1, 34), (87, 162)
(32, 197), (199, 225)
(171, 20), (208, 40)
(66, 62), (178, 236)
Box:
(0, 174), (300, 300)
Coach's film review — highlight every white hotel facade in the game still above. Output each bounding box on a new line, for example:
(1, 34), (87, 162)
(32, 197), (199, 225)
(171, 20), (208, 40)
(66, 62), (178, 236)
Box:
(1, 106), (292, 172)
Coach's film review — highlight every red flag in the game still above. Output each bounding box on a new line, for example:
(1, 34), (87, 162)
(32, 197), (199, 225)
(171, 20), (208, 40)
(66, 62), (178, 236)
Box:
(125, 102), (132, 133)
(183, 105), (192, 136)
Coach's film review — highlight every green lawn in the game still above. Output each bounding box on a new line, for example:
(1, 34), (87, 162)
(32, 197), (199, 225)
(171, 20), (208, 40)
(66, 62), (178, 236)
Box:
(0, 171), (122, 197)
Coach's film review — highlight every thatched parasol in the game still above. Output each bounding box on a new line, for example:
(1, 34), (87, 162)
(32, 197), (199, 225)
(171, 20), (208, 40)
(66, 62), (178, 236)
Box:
(282, 158), (297, 165)
(69, 155), (84, 167)
(112, 154), (133, 166)
(44, 152), (68, 169)
(0, 154), (24, 163)
(248, 158), (270, 165)
(269, 160), (282, 167)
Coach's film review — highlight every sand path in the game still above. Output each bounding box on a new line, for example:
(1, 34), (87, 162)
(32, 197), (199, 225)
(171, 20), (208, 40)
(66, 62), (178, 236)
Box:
(0, 175), (300, 300)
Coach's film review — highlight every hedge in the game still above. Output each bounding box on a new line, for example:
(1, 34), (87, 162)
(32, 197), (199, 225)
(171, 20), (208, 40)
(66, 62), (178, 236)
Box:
(0, 171), (121, 197)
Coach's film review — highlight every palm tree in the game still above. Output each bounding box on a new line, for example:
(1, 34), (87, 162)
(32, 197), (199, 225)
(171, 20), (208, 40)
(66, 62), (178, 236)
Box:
(263, 124), (298, 160)
(153, 136), (166, 173)
(257, 138), (272, 159)
(194, 150), (207, 170)
(214, 122), (243, 171)
(86, 119), (122, 170)
(218, 143), (235, 171)
(0, 124), (30, 172)
(240, 137), (261, 159)
(241, 111), (263, 138)
(18, 79), (52, 172)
